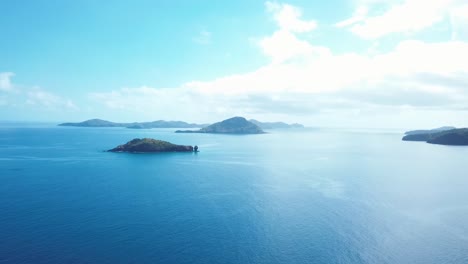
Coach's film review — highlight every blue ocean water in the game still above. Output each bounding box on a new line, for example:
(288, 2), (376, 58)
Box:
(1, 124), (468, 264)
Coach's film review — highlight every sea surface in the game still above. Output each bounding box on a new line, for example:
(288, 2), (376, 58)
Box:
(1, 124), (468, 264)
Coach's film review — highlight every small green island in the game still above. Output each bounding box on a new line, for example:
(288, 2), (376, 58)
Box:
(175, 117), (265, 134)
(108, 138), (197, 153)
(402, 127), (468, 146)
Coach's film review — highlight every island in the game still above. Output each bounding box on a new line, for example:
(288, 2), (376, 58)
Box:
(60, 119), (124, 127)
(59, 118), (303, 130)
(249, 119), (304, 129)
(404, 126), (456, 136)
(175, 117), (265, 134)
(59, 119), (206, 129)
(108, 138), (195, 153)
(402, 127), (468, 146)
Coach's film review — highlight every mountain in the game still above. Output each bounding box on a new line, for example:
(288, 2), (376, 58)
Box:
(176, 117), (265, 134)
(59, 119), (205, 129)
(108, 138), (195, 153)
(402, 128), (468, 146)
(249, 119), (304, 129)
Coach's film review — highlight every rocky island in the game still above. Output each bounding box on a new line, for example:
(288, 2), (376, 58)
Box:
(402, 127), (468, 146)
(108, 138), (196, 153)
(175, 117), (265, 134)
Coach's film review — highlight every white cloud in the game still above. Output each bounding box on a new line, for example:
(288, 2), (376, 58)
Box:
(449, 3), (468, 40)
(89, 2), (468, 127)
(258, 30), (330, 63)
(89, 86), (246, 122)
(338, 0), (466, 39)
(188, 39), (468, 96)
(26, 88), (78, 110)
(90, 39), (468, 126)
(193, 30), (212, 45)
(259, 2), (319, 63)
(0, 72), (15, 91)
(335, 6), (369, 28)
(265, 1), (317, 33)
(0, 73), (78, 112)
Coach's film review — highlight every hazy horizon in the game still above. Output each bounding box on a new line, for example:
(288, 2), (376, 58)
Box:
(0, 117), (458, 131)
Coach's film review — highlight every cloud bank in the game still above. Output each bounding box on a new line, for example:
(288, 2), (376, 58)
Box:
(0, 72), (78, 112)
(87, 1), (468, 127)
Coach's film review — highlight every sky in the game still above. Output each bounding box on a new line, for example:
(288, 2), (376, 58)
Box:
(1, 0), (468, 128)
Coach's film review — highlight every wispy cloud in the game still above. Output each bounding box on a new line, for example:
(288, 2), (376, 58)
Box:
(0, 72), (78, 111)
(336, 0), (467, 39)
(193, 30), (212, 45)
(0, 72), (15, 92)
(26, 87), (78, 110)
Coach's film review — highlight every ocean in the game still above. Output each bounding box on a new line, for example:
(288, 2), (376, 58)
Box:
(1, 124), (467, 264)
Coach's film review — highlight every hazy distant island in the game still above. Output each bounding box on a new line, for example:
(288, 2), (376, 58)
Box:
(402, 127), (468, 146)
(59, 118), (303, 130)
(59, 119), (206, 129)
(249, 119), (304, 129)
(176, 117), (265, 134)
(108, 138), (196, 153)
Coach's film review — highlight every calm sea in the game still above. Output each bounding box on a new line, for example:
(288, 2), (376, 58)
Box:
(1, 124), (467, 264)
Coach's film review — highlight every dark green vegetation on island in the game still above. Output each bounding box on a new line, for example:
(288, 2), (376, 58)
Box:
(108, 138), (195, 153)
(176, 117), (265, 134)
(59, 119), (206, 129)
(249, 119), (304, 129)
(402, 128), (468, 146)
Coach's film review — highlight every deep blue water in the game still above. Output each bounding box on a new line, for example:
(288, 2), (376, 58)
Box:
(1, 124), (468, 264)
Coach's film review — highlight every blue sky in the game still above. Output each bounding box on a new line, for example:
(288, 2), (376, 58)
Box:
(1, 0), (468, 128)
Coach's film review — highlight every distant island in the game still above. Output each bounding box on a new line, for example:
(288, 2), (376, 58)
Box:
(59, 119), (206, 129)
(404, 126), (456, 136)
(59, 118), (304, 130)
(402, 127), (468, 146)
(108, 138), (196, 153)
(176, 117), (265, 134)
(249, 119), (304, 129)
